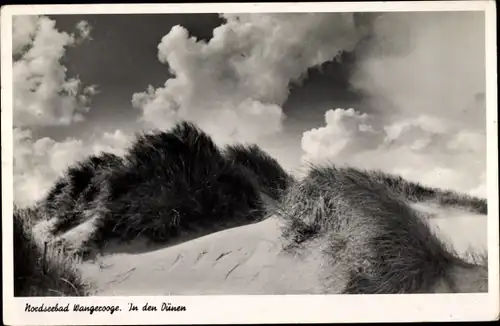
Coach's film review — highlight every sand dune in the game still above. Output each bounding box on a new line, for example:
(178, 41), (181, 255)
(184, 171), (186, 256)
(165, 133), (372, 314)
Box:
(80, 217), (329, 296)
(20, 121), (488, 296)
(75, 201), (487, 296)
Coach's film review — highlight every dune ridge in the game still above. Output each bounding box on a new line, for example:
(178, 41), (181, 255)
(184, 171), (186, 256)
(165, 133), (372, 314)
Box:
(13, 121), (488, 296)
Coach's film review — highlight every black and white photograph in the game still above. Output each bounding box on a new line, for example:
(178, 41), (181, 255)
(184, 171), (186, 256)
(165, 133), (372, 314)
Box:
(2, 1), (498, 324)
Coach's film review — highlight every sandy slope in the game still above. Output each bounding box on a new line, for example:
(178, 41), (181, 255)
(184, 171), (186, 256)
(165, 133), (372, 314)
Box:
(72, 201), (487, 296)
(411, 202), (488, 256)
(80, 217), (329, 296)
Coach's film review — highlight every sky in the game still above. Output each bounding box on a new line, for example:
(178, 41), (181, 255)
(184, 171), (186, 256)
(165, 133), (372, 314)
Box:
(11, 11), (487, 208)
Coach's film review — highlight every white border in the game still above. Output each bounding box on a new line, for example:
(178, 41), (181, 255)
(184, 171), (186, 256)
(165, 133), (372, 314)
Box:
(2, 1), (498, 324)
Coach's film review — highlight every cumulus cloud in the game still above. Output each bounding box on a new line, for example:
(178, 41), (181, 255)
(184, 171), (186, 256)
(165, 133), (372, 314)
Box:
(302, 108), (486, 195)
(301, 12), (487, 196)
(76, 20), (92, 41)
(132, 13), (366, 144)
(350, 11), (486, 130)
(13, 15), (96, 127)
(12, 15), (39, 55)
(12, 16), (130, 208)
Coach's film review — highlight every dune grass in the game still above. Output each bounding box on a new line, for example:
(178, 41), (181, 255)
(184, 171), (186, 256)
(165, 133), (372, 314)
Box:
(80, 122), (273, 250)
(42, 152), (124, 236)
(224, 143), (294, 201)
(13, 206), (89, 297)
(277, 164), (486, 294)
(366, 170), (487, 214)
(33, 121), (297, 257)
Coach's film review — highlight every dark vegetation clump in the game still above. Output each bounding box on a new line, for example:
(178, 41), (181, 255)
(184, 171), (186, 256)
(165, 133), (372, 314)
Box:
(277, 164), (478, 294)
(82, 121), (273, 248)
(13, 207), (88, 297)
(366, 170), (487, 215)
(42, 152), (124, 236)
(224, 143), (294, 201)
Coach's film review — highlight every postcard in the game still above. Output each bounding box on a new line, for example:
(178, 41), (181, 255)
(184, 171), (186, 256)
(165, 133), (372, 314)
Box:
(2, 1), (498, 324)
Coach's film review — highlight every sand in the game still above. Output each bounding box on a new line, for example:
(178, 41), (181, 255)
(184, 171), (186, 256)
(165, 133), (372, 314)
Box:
(72, 201), (487, 296)
(79, 217), (329, 296)
(411, 202), (488, 256)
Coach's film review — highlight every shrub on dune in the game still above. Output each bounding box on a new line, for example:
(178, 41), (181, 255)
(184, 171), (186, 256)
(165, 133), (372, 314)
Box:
(84, 121), (266, 248)
(14, 207), (88, 297)
(224, 143), (293, 201)
(43, 152), (124, 236)
(277, 164), (486, 294)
